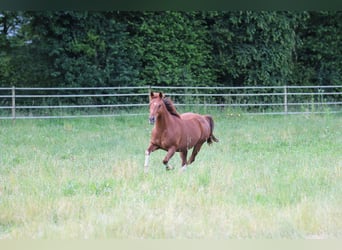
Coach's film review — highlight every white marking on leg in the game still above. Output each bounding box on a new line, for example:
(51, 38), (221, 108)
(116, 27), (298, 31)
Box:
(165, 163), (174, 171)
(144, 151), (150, 172)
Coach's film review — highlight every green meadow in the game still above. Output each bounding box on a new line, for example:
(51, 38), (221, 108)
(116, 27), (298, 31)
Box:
(0, 113), (341, 239)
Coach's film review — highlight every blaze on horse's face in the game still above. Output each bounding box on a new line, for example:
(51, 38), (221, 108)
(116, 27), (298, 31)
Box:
(149, 92), (164, 125)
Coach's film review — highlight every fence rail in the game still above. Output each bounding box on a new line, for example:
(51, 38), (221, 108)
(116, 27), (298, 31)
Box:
(0, 85), (341, 120)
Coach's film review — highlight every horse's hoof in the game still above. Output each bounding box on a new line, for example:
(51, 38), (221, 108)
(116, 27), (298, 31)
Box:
(181, 166), (187, 172)
(165, 165), (174, 171)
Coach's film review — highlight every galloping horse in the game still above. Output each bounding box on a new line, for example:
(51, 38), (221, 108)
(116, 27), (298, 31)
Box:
(144, 92), (218, 172)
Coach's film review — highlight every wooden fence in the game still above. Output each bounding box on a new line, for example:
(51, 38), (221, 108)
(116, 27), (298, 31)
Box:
(0, 85), (341, 120)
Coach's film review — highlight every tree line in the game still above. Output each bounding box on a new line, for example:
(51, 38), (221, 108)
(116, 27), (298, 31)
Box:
(0, 11), (341, 88)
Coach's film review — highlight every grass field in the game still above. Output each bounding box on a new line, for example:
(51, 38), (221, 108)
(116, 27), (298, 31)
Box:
(0, 113), (341, 239)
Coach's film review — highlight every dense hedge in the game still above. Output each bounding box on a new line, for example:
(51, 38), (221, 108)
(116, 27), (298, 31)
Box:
(1, 11), (341, 88)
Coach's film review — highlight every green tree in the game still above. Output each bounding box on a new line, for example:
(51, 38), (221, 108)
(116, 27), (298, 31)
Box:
(25, 11), (140, 87)
(0, 11), (28, 86)
(294, 11), (342, 86)
(128, 11), (214, 86)
(206, 11), (305, 86)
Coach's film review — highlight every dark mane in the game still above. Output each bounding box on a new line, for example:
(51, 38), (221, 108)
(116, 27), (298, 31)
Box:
(163, 97), (180, 118)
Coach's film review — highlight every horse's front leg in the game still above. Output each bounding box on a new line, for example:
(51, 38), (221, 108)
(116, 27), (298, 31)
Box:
(163, 146), (177, 171)
(144, 143), (159, 173)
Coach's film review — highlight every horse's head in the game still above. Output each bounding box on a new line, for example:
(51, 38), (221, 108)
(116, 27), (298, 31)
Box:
(149, 92), (164, 125)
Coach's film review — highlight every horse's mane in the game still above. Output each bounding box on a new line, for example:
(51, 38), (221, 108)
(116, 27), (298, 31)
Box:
(163, 97), (180, 118)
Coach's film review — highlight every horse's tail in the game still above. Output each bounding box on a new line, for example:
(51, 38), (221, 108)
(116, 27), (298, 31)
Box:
(205, 115), (219, 145)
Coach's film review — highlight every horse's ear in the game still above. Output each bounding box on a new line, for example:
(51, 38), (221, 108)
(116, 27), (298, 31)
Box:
(159, 92), (164, 99)
(150, 91), (154, 100)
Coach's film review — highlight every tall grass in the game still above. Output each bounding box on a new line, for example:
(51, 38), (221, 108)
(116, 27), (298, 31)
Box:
(0, 113), (341, 239)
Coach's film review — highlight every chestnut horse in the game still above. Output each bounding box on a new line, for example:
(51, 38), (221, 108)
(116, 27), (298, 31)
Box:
(144, 92), (218, 172)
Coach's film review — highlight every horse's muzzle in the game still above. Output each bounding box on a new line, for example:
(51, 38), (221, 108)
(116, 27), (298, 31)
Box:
(149, 116), (155, 125)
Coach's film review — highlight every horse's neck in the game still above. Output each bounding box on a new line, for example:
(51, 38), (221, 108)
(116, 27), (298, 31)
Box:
(155, 110), (174, 131)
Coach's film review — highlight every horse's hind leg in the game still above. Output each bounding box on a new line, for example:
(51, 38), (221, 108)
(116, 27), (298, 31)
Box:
(187, 141), (205, 165)
(180, 150), (188, 170)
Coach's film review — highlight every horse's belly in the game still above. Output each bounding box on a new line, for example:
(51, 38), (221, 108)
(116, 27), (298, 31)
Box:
(178, 132), (201, 150)
(156, 132), (198, 151)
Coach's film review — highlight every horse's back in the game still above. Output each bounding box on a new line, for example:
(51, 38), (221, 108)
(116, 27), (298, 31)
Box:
(180, 112), (197, 120)
(180, 113), (203, 133)
(180, 112), (211, 140)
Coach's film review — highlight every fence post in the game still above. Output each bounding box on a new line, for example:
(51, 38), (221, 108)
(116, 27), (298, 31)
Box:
(12, 86), (16, 122)
(284, 85), (288, 114)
